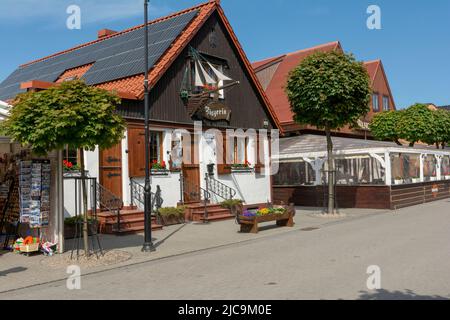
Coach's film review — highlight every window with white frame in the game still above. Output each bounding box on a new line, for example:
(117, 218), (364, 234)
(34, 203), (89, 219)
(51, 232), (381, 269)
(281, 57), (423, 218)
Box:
(233, 136), (248, 165)
(383, 96), (390, 111)
(372, 93), (380, 112)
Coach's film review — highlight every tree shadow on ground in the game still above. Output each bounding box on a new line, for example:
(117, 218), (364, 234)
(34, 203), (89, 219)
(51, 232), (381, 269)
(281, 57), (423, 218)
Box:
(358, 289), (449, 300)
(154, 224), (187, 249)
(0, 267), (27, 277)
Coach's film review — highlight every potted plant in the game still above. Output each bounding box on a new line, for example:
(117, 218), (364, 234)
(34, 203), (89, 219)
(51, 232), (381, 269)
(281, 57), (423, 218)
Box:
(394, 177), (404, 185)
(151, 160), (169, 175)
(231, 161), (253, 172)
(411, 176), (421, 184)
(64, 216), (97, 239)
(220, 199), (244, 216)
(63, 160), (81, 173)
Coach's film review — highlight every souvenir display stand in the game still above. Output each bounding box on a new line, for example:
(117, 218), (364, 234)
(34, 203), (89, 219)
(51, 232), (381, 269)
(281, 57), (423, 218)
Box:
(1, 150), (57, 256)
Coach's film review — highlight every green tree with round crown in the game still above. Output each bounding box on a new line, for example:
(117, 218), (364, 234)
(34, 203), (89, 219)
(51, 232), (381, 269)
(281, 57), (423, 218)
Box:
(1, 80), (126, 256)
(286, 51), (371, 214)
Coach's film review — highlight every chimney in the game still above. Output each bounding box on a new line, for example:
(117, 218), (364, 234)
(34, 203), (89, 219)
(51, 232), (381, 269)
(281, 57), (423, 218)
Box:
(98, 29), (117, 39)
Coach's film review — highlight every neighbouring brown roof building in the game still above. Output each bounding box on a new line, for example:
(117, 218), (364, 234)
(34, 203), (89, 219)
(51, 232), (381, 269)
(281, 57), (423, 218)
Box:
(252, 41), (396, 138)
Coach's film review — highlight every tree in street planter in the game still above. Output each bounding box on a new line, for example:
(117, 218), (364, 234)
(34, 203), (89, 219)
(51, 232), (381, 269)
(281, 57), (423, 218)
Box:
(370, 110), (404, 146)
(427, 108), (450, 149)
(286, 51), (371, 214)
(1, 80), (126, 257)
(396, 103), (436, 147)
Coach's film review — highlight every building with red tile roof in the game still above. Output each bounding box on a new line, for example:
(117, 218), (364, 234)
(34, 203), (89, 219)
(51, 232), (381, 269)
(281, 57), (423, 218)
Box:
(0, 1), (282, 231)
(253, 42), (396, 137)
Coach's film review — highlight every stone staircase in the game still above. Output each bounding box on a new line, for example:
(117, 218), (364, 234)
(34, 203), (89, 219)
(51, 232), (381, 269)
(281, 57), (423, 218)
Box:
(98, 208), (163, 235)
(185, 203), (235, 223)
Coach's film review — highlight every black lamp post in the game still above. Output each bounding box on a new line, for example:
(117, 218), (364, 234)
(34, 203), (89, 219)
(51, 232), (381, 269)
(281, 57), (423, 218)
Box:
(142, 0), (155, 252)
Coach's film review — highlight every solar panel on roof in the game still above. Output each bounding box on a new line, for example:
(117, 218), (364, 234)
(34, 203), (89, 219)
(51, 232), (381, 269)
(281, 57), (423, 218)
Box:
(0, 9), (199, 101)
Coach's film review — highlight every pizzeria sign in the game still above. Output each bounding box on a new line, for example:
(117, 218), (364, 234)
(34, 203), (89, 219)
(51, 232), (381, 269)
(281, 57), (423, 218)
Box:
(202, 102), (232, 121)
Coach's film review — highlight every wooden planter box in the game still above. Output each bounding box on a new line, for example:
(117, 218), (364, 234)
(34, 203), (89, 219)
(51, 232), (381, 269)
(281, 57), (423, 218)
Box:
(238, 207), (295, 234)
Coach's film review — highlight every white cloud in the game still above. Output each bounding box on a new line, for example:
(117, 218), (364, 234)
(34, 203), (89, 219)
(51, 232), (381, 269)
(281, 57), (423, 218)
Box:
(0, 0), (171, 25)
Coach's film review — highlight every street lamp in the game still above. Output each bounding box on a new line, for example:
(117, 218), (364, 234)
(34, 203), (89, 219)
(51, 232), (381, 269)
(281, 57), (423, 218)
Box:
(142, 0), (156, 252)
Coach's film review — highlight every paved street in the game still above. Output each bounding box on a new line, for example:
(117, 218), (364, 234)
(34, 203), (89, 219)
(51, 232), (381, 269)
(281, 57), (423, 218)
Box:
(1, 200), (450, 300)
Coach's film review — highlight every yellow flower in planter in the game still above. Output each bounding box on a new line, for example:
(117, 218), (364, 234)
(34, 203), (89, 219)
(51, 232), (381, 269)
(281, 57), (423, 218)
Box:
(257, 208), (271, 216)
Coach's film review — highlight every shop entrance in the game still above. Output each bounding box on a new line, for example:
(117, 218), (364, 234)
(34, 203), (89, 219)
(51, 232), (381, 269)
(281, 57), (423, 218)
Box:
(182, 164), (201, 203)
(99, 143), (123, 199)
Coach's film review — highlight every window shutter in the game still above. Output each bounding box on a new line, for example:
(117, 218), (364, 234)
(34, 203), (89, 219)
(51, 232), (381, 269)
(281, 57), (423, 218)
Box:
(255, 135), (265, 174)
(217, 132), (231, 175)
(128, 128), (146, 177)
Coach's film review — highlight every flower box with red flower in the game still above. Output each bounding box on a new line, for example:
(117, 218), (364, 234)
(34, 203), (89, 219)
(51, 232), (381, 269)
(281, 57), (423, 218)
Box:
(63, 160), (80, 172)
(151, 160), (170, 176)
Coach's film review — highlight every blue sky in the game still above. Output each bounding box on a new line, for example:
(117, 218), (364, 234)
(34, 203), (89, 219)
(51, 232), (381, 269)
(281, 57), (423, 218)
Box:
(0, 0), (449, 108)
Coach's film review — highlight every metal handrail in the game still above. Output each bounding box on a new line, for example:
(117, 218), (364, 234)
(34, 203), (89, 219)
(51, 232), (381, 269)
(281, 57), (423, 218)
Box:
(130, 178), (145, 208)
(206, 174), (236, 201)
(180, 173), (211, 222)
(96, 183), (124, 232)
(130, 179), (164, 224)
(63, 173), (123, 232)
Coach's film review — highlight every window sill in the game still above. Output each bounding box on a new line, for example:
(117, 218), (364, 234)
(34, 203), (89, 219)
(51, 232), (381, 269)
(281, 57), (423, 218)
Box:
(151, 169), (170, 176)
(231, 167), (254, 173)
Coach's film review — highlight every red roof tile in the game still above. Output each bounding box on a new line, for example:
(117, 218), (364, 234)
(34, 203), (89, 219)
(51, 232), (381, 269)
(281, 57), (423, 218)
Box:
(55, 64), (93, 83)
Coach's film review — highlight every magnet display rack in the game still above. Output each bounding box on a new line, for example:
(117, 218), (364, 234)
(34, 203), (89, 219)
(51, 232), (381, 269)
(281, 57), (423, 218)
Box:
(19, 160), (51, 229)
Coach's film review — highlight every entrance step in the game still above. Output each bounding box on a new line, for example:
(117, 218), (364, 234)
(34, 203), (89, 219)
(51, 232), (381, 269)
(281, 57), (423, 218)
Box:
(186, 202), (234, 223)
(200, 213), (235, 223)
(98, 210), (163, 235)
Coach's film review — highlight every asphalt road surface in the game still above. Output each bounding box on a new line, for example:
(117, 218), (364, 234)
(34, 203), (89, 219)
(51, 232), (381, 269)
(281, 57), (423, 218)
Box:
(2, 200), (450, 300)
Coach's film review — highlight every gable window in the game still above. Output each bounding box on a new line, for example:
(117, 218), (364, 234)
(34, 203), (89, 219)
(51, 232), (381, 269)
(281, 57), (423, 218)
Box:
(372, 94), (380, 112)
(190, 60), (227, 100)
(208, 63), (225, 100)
(383, 96), (390, 111)
(188, 51), (229, 100)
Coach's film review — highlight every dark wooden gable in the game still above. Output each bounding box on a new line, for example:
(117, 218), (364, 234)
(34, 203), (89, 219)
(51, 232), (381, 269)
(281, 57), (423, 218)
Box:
(118, 11), (275, 130)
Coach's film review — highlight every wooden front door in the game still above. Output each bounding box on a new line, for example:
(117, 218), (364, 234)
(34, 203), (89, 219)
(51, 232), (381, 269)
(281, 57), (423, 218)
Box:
(182, 164), (201, 203)
(99, 143), (123, 199)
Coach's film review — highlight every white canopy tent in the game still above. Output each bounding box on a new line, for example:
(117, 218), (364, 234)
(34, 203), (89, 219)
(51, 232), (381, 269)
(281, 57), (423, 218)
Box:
(273, 135), (450, 187)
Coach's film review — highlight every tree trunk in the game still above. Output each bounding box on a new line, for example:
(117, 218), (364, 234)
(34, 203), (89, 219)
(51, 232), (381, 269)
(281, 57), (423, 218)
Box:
(79, 149), (89, 257)
(325, 127), (335, 214)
